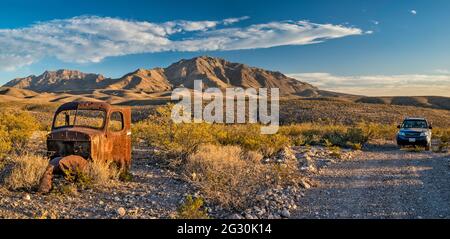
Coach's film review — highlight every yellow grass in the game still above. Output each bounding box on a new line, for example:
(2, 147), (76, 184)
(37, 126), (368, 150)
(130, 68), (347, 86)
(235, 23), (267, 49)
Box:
(184, 144), (299, 210)
(0, 154), (49, 190)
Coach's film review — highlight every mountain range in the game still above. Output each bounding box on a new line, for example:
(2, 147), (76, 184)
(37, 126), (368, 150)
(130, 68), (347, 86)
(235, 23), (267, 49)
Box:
(1, 56), (450, 110)
(3, 56), (318, 96)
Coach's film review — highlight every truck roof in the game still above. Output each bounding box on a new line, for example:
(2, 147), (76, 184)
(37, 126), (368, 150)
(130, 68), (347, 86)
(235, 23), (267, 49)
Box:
(55, 101), (129, 113)
(404, 117), (427, 121)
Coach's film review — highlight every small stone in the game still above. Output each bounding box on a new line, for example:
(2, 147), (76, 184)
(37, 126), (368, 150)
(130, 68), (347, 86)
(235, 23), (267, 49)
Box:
(23, 194), (31, 201)
(99, 200), (104, 205)
(229, 213), (243, 219)
(117, 207), (126, 217)
(281, 209), (290, 218)
(299, 179), (311, 189)
(257, 208), (266, 216)
(245, 213), (256, 219)
(305, 155), (313, 161)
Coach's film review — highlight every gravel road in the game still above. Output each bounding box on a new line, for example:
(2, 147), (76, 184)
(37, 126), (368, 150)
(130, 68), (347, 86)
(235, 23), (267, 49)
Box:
(293, 143), (450, 219)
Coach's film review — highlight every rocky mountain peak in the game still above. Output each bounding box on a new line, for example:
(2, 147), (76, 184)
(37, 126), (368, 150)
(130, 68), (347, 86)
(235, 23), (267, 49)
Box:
(3, 56), (318, 95)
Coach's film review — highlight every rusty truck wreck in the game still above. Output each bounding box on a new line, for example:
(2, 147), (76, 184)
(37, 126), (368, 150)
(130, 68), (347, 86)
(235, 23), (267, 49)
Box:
(39, 101), (132, 192)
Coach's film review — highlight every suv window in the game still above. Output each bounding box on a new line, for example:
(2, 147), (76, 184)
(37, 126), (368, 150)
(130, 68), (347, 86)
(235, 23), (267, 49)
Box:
(401, 120), (428, 129)
(109, 112), (124, 132)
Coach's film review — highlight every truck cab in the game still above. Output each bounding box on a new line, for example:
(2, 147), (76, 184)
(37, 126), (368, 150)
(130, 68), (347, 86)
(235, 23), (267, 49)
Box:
(47, 101), (132, 170)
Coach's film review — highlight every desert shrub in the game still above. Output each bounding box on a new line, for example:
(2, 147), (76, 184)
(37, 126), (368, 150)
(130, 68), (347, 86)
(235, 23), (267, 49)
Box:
(133, 104), (290, 161)
(433, 128), (450, 152)
(358, 122), (397, 140)
(329, 146), (342, 159)
(290, 134), (307, 146)
(280, 124), (369, 148)
(184, 144), (299, 210)
(244, 150), (264, 163)
(0, 126), (12, 158)
(133, 104), (214, 162)
(322, 129), (347, 147)
(86, 160), (119, 187)
(118, 171), (134, 182)
(280, 124), (342, 146)
(434, 128), (450, 142)
(65, 160), (119, 188)
(62, 168), (92, 189)
(0, 110), (39, 156)
(55, 183), (79, 196)
(176, 195), (209, 219)
(214, 124), (290, 158)
(345, 127), (368, 145)
(0, 154), (49, 190)
(34, 209), (58, 219)
(185, 144), (257, 209)
(347, 142), (362, 150)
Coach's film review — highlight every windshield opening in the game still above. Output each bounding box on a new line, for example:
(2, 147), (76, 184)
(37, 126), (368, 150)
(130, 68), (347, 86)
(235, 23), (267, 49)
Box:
(53, 109), (106, 129)
(401, 120), (428, 129)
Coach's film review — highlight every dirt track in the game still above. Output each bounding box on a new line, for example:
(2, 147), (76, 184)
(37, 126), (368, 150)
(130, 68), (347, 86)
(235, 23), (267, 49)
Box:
(293, 143), (450, 219)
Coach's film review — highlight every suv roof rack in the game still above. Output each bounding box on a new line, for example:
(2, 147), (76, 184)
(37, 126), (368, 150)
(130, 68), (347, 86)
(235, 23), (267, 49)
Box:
(405, 117), (426, 120)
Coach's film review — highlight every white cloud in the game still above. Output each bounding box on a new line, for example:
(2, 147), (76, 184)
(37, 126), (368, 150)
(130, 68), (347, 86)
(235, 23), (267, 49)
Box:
(435, 69), (450, 74)
(0, 54), (35, 72)
(195, 21), (363, 51)
(371, 20), (379, 25)
(288, 72), (450, 97)
(0, 16), (364, 71)
(223, 16), (250, 25)
(411, 10), (417, 15)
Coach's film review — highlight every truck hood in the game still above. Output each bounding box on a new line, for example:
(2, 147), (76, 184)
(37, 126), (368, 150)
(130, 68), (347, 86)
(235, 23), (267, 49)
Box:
(399, 128), (429, 133)
(48, 127), (103, 141)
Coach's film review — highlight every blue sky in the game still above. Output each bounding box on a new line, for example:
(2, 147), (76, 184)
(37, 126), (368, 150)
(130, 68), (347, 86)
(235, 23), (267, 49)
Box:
(1, 0), (450, 96)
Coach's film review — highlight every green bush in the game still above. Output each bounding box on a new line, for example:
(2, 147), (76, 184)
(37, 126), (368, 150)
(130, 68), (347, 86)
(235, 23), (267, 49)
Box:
(0, 110), (39, 156)
(357, 122), (397, 140)
(323, 129), (347, 146)
(345, 127), (368, 144)
(177, 195), (209, 219)
(133, 105), (214, 163)
(280, 124), (369, 148)
(214, 124), (290, 157)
